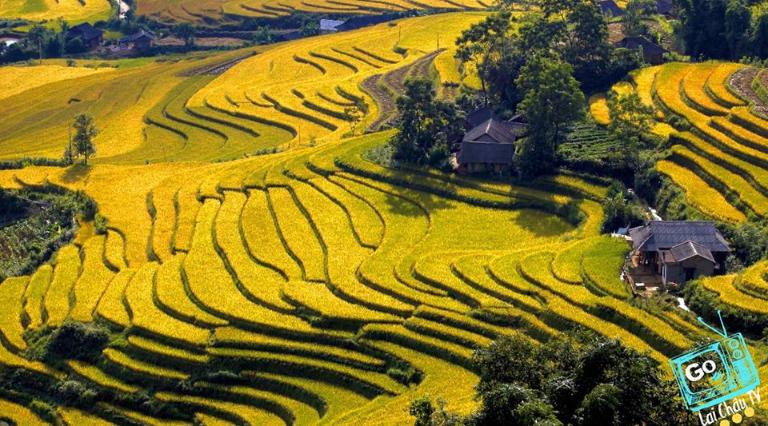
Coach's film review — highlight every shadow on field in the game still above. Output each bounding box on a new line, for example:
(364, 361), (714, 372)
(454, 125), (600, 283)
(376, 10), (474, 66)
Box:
(60, 164), (92, 184)
(382, 185), (452, 217)
(512, 204), (577, 238)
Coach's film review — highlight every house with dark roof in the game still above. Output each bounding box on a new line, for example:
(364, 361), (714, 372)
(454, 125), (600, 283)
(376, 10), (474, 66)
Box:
(66, 23), (103, 50)
(599, 0), (625, 17)
(615, 36), (668, 65)
(457, 118), (517, 173)
(628, 221), (730, 285)
(118, 30), (156, 52)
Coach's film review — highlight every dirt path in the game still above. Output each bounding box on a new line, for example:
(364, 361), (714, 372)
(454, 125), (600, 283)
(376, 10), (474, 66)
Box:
(728, 67), (768, 117)
(361, 50), (442, 132)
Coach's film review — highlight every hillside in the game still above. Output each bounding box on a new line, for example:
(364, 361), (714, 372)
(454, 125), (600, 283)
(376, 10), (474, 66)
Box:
(0, 13), (485, 162)
(136, 0), (489, 23)
(595, 62), (768, 223)
(0, 0), (112, 23)
(1, 9), (768, 425)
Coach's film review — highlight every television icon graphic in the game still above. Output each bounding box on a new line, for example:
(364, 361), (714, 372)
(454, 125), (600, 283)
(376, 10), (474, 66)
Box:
(669, 311), (760, 412)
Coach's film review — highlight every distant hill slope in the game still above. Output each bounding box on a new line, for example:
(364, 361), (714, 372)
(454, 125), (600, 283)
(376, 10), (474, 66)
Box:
(136, 0), (489, 23)
(0, 0), (112, 24)
(0, 13), (486, 163)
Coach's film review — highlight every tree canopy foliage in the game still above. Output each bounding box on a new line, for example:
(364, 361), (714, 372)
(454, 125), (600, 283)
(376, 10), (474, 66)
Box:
(516, 55), (585, 178)
(411, 332), (696, 426)
(677, 0), (768, 59)
(390, 79), (464, 168)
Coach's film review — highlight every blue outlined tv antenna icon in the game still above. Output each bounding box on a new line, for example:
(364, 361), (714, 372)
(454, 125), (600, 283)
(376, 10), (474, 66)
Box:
(669, 310), (760, 412)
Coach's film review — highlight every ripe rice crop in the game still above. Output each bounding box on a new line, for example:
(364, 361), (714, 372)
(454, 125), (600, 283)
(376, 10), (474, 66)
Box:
(44, 244), (81, 326)
(23, 264), (52, 330)
(589, 93), (610, 125)
(657, 159), (746, 222)
(3, 14), (759, 425)
(0, 65), (113, 102)
(0, 0), (111, 22)
(0, 399), (47, 425)
(0, 276), (29, 352)
(702, 275), (768, 315)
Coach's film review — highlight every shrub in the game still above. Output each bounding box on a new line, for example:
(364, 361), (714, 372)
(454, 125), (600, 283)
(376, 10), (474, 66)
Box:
(45, 321), (110, 362)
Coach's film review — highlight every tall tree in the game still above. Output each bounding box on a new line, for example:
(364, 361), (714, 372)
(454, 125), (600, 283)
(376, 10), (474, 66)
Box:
(390, 79), (464, 167)
(562, 0), (613, 85)
(27, 24), (47, 62)
(455, 11), (513, 104)
(724, 0), (751, 59)
(515, 56), (584, 178)
(624, 0), (656, 36)
(172, 23), (195, 47)
(72, 114), (98, 165)
(753, 13), (768, 59)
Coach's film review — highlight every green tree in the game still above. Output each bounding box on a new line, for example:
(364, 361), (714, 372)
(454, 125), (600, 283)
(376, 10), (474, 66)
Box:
(455, 11), (513, 103)
(344, 105), (364, 135)
(172, 23), (195, 47)
(301, 21), (320, 37)
(753, 13), (768, 59)
(624, 0), (656, 36)
(515, 56), (584, 178)
(607, 92), (654, 170)
(562, 0), (613, 83)
(72, 113), (98, 165)
(601, 183), (644, 233)
(724, 0), (751, 59)
(253, 26), (274, 45)
(390, 79), (464, 168)
(27, 24), (47, 62)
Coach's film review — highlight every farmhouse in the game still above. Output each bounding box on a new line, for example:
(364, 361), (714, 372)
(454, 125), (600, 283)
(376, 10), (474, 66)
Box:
(66, 23), (104, 50)
(457, 118), (517, 173)
(119, 30), (156, 52)
(615, 36), (668, 65)
(628, 221), (730, 286)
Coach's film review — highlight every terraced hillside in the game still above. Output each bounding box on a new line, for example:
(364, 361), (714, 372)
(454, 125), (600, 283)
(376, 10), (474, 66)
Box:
(0, 13), (484, 163)
(136, 0), (489, 23)
(0, 0), (112, 23)
(1, 123), (737, 424)
(596, 62), (768, 223)
(2, 14), (767, 425)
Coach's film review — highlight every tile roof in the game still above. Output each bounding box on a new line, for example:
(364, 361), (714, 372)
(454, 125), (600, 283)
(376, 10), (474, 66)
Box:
(629, 221), (730, 253)
(67, 23), (103, 42)
(667, 240), (716, 263)
(462, 118), (517, 145)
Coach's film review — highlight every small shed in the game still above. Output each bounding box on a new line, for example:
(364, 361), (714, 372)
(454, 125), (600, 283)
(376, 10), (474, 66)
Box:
(457, 118), (517, 173)
(615, 36), (668, 65)
(66, 23), (103, 50)
(320, 19), (346, 34)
